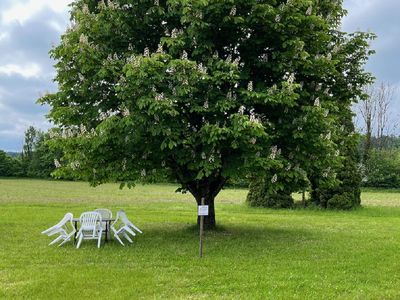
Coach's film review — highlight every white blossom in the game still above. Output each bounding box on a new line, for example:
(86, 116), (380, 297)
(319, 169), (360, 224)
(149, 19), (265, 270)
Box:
(122, 107), (130, 117)
(54, 159), (61, 168)
(79, 124), (87, 134)
(324, 109), (329, 117)
(285, 163), (292, 171)
(181, 50), (188, 60)
(314, 97), (320, 107)
(171, 28), (180, 39)
(250, 137), (257, 145)
(82, 4), (90, 14)
(326, 53), (332, 61)
(270, 145), (278, 159)
(287, 73), (295, 84)
(155, 93), (165, 101)
(70, 161), (81, 170)
(238, 106), (245, 115)
(250, 113), (260, 124)
(156, 44), (164, 53)
(209, 155), (215, 163)
(271, 174), (278, 183)
(306, 6), (312, 16)
(325, 131), (331, 140)
(201, 152), (206, 160)
(154, 0), (159, 6)
(197, 63), (207, 74)
(141, 169), (146, 177)
(195, 11), (203, 19)
(275, 14), (281, 22)
(203, 101), (209, 109)
(260, 53), (268, 63)
(79, 34), (89, 45)
(230, 6), (237, 16)
(144, 47), (150, 57)
(247, 81), (253, 92)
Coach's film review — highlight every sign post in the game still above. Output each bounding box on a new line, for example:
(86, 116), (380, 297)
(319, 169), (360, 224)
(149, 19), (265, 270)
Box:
(198, 197), (208, 258)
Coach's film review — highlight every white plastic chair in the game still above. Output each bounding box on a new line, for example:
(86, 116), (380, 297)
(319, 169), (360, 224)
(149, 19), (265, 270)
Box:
(76, 212), (103, 249)
(41, 213), (76, 246)
(110, 210), (142, 246)
(95, 208), (113, 240)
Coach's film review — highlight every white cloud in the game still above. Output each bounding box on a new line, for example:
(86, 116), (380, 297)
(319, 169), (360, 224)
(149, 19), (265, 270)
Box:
(2, 0), (72, 25)
(0, 63), (42, 78)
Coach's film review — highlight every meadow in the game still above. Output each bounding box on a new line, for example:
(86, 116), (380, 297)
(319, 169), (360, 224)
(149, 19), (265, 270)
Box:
(1, 178), (400, 299)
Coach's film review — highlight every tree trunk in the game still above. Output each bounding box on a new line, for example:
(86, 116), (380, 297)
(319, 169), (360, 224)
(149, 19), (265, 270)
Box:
(184, 176), (225, 230)
(195, 194), (216, 230)
(364, 119), (372, 161)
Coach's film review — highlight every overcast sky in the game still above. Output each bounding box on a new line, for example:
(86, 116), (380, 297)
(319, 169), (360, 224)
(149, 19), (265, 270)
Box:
(0, 0), (399, 151)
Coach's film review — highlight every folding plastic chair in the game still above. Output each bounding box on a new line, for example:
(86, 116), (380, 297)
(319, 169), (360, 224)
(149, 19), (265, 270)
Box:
(41, 213), (76, 246)
(110, 210), (142, 246)
(76, 212), (103, 249)
(95, 208), (113, 240)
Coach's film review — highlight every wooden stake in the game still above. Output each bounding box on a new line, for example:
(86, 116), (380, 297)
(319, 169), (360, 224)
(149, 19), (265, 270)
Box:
(199, 197), (205, 258)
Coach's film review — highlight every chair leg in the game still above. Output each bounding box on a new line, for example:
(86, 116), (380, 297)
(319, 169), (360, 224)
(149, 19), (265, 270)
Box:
(123, 232), (133, 243)
(114, 233), (125, 246)
(59, 233), (74, 247)
(76, 234), (83, 249)
(49, 235), (64, 246)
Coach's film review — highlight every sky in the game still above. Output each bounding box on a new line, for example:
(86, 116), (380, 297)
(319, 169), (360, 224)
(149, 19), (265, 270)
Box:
(0, 0), (399, 151)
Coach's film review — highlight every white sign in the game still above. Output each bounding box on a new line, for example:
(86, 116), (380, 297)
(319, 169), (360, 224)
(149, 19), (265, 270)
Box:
(198, 205), (209, 216)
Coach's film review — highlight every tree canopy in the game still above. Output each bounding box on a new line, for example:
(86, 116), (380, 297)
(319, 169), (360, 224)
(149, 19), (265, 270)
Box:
(40, 0), (374, 228)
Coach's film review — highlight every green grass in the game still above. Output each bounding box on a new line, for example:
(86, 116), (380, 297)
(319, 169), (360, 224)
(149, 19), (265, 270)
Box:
(1, 178), (400, 299)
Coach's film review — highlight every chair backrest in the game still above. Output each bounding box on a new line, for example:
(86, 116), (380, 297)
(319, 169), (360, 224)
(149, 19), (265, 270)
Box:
(59, 212), (74, 226)
(42, 212), (73, 234)
(117, 210), (130, 225)
(95, 208), (112, 220)
(80, 212), (102, 230)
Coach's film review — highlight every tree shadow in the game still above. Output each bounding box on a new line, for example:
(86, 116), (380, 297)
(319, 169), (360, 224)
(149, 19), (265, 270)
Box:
(128, 223), (317, 258)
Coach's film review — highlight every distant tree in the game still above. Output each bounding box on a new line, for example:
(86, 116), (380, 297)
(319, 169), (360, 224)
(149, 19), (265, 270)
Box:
(0, 150), (24, 177)
(0, 150), (15, 176)
(29, 132), (61, 178)
(22, 126), (39, 163)
(376, 83), (396, 149)
(358, 85), (376, 160)
(357, 82), (397, 154)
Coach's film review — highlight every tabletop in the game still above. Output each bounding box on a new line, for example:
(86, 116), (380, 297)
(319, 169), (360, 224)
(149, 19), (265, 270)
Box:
(72, 218), (115, 222)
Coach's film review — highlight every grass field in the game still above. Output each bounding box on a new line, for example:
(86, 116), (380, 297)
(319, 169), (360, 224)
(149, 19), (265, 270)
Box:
(1, 178), (400, 299)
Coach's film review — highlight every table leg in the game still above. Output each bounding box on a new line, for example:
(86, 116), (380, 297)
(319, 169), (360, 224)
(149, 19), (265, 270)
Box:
(105, 221), (108, 242)
(74, 221), (78, 244)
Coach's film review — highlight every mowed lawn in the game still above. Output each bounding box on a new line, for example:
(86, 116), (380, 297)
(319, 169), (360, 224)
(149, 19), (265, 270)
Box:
(1, 179), (400, 299)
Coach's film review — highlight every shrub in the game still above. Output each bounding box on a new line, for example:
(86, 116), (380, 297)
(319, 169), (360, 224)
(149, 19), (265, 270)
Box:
(247, 178), (294, 209)
(362, 150), (400, 188)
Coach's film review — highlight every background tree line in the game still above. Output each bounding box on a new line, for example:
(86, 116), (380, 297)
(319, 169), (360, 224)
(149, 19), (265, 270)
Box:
(0, 126), (60, 178)
(356, 82), (400, 188)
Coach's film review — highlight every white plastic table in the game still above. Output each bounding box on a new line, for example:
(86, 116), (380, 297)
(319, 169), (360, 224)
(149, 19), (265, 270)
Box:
(72, 218), (115, 243)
